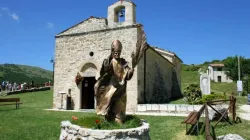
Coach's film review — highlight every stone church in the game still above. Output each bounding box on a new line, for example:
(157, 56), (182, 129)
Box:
(53, 0), (183, 113)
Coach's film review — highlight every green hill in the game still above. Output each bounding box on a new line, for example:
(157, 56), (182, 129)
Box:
(0, 64), (53, 84)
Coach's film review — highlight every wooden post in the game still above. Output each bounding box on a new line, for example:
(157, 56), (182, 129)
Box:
(229, 96), (233, 113)
(233, 96), (236, 122)
(229, 96), (236, 122)
(205, 104), (213, 140)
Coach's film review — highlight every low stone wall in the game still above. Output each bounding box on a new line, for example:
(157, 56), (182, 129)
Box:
(60, 120), (150, 140)
(7, 87), (51, 95)
(137, 104), (229, 113)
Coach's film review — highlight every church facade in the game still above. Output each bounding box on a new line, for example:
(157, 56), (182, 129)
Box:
(53, 1), (183, 112)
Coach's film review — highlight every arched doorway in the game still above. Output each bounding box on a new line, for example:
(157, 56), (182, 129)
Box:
(80, 63), (97, 109)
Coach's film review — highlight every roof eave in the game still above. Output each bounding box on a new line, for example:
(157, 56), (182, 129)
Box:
(55, 16), (107, 37)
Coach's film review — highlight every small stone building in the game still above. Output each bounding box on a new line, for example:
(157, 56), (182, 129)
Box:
(207, 64), (233, 83)
(53, 1), (183, 112)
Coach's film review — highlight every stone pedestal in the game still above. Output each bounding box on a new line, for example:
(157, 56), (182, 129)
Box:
(60, 120), (150, 140)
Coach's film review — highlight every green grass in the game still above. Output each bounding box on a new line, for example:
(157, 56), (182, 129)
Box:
(0, 72), (4, 77)
(211, 82), (237, 94)
(170, 70), (241, 104)
(0, 90), (250, 140)
(212, 121), (250, 139)
(181, 71), (200, 91)
(168, 98), (186, 104)
(181, 70), (237, 95)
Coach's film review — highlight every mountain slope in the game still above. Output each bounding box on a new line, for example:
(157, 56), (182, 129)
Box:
(0, 64), (52, 84)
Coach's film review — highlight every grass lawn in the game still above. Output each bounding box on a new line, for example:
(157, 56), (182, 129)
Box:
(0, 90), (250, 140)
(211, 82), (237, 94)
(181, 71), (200, 91)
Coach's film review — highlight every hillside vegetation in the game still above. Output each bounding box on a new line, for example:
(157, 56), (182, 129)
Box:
(0, 64), (52, 84)
(181, 63), (237, 95)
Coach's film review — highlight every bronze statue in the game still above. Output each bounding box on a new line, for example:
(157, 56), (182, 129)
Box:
(94, 27), (147, 124)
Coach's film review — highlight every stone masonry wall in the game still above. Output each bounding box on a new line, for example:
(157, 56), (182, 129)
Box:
(58, 18), (108, 36)
(60, 120), (150, 140)
(137, 51), (145, 104)
(53, 18), (142, 113)
(144, 48), (174, 103)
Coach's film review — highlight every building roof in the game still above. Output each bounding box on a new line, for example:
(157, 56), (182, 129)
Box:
(152, 46), (183, 63)
(147, 45), (175, 67)
(56, 16), (107, 36)
(209, 64), (224, 67)
(118, 0), (136, 6)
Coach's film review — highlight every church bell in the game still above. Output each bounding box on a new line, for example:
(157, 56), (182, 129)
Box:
(119, 9), (125, 17)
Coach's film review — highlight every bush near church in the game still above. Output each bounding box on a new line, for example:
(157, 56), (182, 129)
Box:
(183, 84), (227, 104)
(183, 84), (202, 105)
(199, 93), (227, 103)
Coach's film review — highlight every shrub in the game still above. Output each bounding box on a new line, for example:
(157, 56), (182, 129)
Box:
(199, 93), (226, 103)
(71, 115), (141, 130)
(183, 84), (202, 105)
(242, 91), (248, 96)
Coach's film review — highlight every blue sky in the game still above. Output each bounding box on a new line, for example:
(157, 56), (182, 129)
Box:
(0, 0), (250, 71)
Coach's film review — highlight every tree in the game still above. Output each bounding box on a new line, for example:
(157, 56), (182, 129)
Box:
(223, 56), (250, 81)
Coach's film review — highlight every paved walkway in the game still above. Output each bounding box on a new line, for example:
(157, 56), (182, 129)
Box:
(45, 109), (190, 117)
(238, 105), (250, 121)
(45, 105), (250, 119)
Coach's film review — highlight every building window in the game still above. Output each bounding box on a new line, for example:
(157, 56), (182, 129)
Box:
(89, 52), (94, 57)
(217, 68), (222, 71)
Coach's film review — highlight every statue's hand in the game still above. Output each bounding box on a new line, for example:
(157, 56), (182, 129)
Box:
(131, 52), (136, 68)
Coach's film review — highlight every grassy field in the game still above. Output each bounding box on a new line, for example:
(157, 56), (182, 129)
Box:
(170, 70), (242, 104)
(0, 90), (250, 140)
(181, 70), (237, 94)
(181, 71), (200, 91)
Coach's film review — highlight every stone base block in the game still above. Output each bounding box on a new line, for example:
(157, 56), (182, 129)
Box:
(60, 120), (150, 140)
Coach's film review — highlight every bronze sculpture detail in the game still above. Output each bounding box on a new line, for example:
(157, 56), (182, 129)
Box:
(94, 27), (147, 124)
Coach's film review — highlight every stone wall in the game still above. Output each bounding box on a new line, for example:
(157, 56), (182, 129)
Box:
(144, 48), (174, 103)
(60, 120), (150, 140)
(137, 104), (229, 113)
(173, 57), (182, 90)
(7, 87), (51, 95)
(137, 54), (145, 104)
(57, 18), (108, 36)
(154, 48), (182, 92)
(53, 17), (142, 112)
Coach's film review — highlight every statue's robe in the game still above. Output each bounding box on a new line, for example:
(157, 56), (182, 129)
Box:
(94, 56), (133, 121)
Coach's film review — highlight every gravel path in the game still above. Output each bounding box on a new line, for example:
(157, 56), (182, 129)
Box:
(238, 105), (250, 121)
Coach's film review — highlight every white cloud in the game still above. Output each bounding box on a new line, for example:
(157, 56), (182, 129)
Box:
(1, 7), (8, 11)
(0, 7), (19, 21)
(11, 13), (19, 21)
(46, 22), (54, 29)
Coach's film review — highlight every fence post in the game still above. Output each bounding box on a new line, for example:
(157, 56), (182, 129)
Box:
(229, 95), (236, 122)
(229, 96), (233, 113)
(233, 96), (236, 122)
